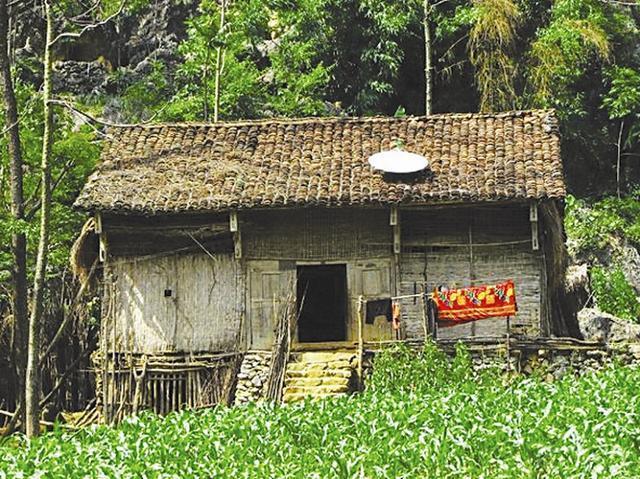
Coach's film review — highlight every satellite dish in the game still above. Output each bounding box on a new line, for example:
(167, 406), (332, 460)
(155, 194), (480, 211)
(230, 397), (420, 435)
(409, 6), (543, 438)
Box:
(368, 148), (428, 174)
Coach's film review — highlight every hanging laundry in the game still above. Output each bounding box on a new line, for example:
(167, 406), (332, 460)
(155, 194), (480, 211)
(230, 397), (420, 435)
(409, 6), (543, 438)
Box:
(365, 298), (392, 325)
(391, 302), (401, 331)
(433, 280), (517, 327)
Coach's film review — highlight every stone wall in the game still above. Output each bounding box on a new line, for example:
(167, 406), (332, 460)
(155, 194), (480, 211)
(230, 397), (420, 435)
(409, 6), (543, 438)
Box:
(234, 341), (640, 405)
(234, 351), (272, 405)
(435, 340), (640, 381)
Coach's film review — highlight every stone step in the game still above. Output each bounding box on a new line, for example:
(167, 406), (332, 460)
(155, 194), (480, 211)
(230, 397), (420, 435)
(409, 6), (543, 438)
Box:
(282, 350), (357, 403)
(286, 359), (352, 372)
(290, 351), (355, 363)
(283, 383), (350, 396)
(284, 376), (351, 388)
(286, 368), (353, 379)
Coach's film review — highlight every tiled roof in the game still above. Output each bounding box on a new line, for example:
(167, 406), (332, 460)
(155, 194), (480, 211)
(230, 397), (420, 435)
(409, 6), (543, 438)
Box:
(75, 110), (565, 214)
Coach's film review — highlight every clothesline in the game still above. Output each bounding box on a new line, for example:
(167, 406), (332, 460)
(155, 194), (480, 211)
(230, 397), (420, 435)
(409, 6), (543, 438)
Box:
(357, 292), (432, 304)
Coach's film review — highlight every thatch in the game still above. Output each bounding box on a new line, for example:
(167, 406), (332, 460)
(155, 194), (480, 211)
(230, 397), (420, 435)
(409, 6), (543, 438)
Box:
(74, 110), (566, 215)
(70, 218), (99, 285)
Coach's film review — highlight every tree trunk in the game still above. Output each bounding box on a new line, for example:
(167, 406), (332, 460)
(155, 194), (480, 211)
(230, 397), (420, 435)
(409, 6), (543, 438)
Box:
(0, 0), (28, 429)
(213, 0), (227, 123)
(25, 0), (54, 438)
(616, 119), (624, 199)
(423, 0), (432, 116)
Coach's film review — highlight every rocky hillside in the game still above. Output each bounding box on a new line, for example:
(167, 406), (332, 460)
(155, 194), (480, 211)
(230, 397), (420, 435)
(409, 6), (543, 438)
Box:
(565, 194), (640, 341)
(15, 0), (195, 122)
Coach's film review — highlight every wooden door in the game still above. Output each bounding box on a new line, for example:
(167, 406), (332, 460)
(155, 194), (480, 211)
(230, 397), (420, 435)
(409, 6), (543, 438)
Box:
(247, 260), (295, 349)
(348, 259), (395, 342)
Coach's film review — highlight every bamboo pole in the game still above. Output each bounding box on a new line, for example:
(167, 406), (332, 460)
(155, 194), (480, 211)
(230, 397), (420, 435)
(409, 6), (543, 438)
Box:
(357, 295), (364, 388)
(213, 0), (227, 122)
(506, 316), (511, 374)
(420, 288), (428, 339)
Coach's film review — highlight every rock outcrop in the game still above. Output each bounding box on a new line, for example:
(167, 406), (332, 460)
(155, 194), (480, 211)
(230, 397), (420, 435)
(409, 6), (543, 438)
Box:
(578, 307), (640, 343)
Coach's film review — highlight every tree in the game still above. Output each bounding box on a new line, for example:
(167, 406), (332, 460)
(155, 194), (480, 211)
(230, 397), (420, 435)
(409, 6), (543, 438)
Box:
(603, 66), (640, 197)
(24, 0), (54, 438)
(424, 0), (433, 115)
(0, 0), (28, 432)
(213, 0), (227, 122)
(165, 0), (332, 121)
(467, 0), (520, 112)
(22, 0), (124, 438)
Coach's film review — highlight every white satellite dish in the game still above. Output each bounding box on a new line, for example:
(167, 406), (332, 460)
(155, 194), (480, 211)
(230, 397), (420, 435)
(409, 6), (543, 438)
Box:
(368, 148), (428, 174)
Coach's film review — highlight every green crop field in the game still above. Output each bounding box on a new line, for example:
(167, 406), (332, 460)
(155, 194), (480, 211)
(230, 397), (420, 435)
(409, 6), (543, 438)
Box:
(2, 344), (640, 479)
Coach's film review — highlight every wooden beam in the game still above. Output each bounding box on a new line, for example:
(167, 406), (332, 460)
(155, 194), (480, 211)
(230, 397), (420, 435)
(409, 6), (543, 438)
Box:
(389, 206), (398, 226)
(530, 202), (539, 251)
(96, 212), (107, 262)
(390, 206), (401, 254)
(234, 231), (242, 259)
(229, 210), (238, 232)
(231, 211), (242, 258)
(94, 212), (103, 234)
(393, 227), (401, 254)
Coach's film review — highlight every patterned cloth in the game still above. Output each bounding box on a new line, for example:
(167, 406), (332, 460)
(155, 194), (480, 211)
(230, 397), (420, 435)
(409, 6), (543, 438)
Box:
(433, 280), (517, 326)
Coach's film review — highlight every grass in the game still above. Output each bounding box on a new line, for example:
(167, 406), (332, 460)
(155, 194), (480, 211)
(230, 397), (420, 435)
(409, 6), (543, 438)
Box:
(2, 343), (640, 478)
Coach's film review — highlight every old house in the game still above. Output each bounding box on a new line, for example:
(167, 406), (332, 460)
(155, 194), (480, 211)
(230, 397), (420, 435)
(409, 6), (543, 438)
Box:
(74, 110), (576, 415)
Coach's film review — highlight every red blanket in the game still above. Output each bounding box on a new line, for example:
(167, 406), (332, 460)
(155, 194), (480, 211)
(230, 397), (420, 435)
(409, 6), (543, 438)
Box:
(434, 280), (517, 326)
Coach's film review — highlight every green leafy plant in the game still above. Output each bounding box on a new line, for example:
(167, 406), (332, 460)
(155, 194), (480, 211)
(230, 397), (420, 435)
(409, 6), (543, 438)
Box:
(0, 81), (99, 303)
(3, 350), (640, 477)
(565, 194), (640, 255)
(591, 266), (640, 322)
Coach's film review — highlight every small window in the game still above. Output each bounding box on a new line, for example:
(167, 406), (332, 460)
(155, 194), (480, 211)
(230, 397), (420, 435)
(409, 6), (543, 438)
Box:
(164, 289), (173, 298)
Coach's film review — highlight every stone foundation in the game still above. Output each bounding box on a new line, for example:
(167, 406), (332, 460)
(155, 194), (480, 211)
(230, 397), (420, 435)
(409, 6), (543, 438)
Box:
(435, 339), (640, 380)
(234, 340), (640, 405)
(234, 351), (272, 404)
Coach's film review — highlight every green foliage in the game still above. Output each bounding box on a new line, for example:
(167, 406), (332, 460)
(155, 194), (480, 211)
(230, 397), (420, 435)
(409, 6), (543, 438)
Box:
(468, 0), (521, 112)
(565, 194), (640, 255)
(113, 61), (171, 122)
(162, 0), (332, 121)
(602, 67), (640, 160)
(3, 353), (640, 477)
(527, 0), (613, 110)
(369, 340), (475, 392)
(0, 80), (99, 298)
(603, 67), (640, 120)
(591, 267), (640, 321)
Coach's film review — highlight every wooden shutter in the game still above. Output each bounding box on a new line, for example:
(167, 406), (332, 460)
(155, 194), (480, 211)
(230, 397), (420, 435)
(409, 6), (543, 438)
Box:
(348, 259), (395, 342)
(247, 260), (295, 349)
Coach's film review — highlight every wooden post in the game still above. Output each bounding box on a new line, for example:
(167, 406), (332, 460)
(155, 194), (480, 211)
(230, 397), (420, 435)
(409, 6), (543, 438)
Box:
(420, 287), (428, 339)
(393, 222), (401, 255)
(506, 315), (511, 374)
(229, 211), (238, 232)
(468, 221), (476, 337)
(357, 295), (364, 388)
(530, 202), (539, 251)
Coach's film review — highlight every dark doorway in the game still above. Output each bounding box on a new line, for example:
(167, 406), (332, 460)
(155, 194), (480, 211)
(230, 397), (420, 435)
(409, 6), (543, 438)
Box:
(297, 265), (347, 342)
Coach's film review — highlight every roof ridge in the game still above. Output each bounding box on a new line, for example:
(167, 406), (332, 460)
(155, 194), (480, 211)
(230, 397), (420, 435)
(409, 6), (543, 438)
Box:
(107, 109), (556, 130)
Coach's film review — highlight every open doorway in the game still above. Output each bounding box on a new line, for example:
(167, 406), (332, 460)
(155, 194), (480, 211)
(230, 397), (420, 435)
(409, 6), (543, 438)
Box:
(297, 265), (347, 342)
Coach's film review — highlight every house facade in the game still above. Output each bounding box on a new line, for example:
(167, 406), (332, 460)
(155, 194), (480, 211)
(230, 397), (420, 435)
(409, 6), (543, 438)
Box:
(75, 110), (575, 415)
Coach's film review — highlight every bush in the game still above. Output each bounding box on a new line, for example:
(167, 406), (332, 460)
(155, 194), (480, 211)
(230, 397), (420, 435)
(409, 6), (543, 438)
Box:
(565, 194), (640, 256)
(591, 266), (640, 321)
(368, 341), (476, 393)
